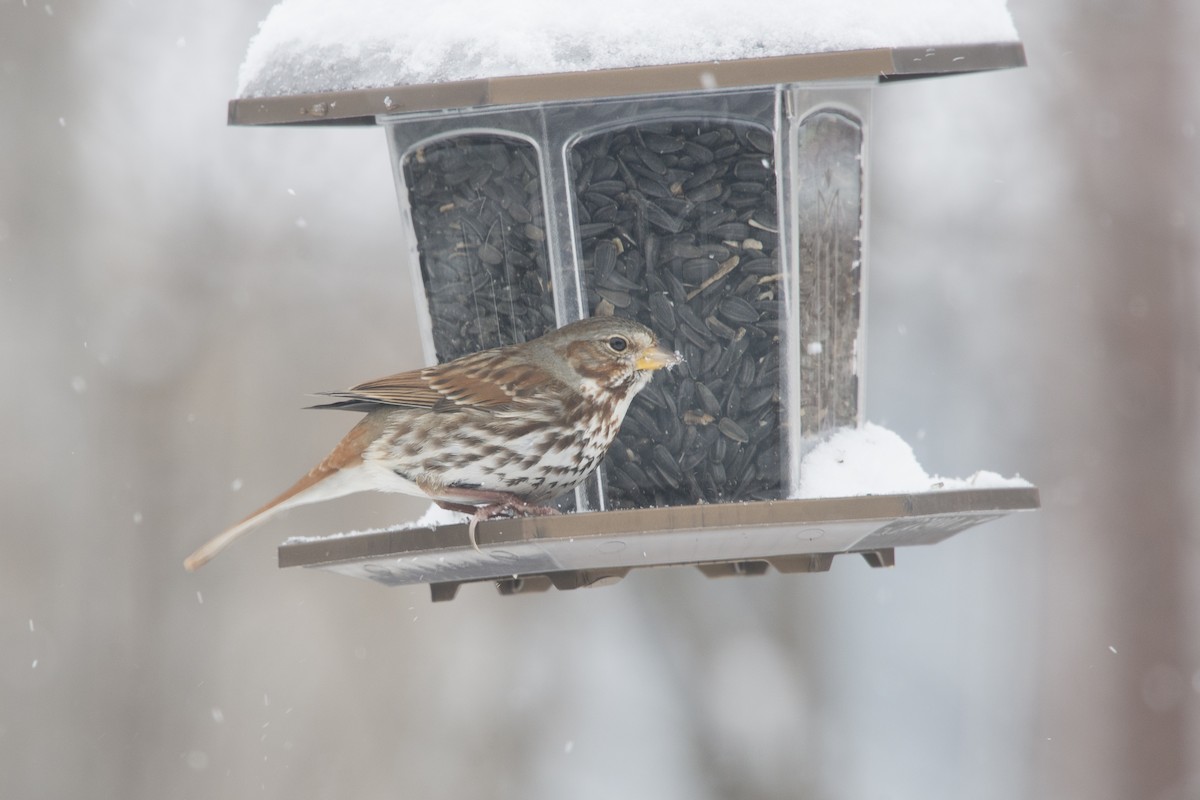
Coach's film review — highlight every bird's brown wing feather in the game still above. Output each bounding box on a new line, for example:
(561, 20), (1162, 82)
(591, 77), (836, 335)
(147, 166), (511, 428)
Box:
(315, 349), (548, 412)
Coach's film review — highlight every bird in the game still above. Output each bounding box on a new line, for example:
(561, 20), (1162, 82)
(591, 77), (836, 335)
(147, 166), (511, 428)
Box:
(183, 316), (681, 570)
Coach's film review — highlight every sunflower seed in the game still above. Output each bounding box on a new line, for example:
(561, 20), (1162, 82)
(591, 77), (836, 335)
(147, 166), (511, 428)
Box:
(682, 141), (716, 164)
(686, 182), (724, 203)
(638, 147), (668, 175)
(599, 270), (643, 292)
(648, 293), (677, 331)
(643, 133), (686, 153)
(743, 386), (776, 413)
(715, 419), (744, 443)
(579, 222), (615, 237)
(596, 287), (632, 308)
(718, 295), (760, 324)
(651, 444), (684, 487)
(696, 382), (722, 417)
(622, 461), (652, 487)
(644, 201), (684, 233)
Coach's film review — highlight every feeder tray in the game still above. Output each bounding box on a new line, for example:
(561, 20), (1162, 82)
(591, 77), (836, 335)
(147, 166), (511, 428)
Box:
(278, 487), (1039, 601)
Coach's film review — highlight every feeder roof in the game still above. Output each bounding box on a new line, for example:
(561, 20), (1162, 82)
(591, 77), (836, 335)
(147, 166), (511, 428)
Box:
(230, 0), (1024, 126)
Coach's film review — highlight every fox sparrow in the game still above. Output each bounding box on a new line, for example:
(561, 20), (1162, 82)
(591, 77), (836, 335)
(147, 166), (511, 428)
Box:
(184, 316), (681, 570)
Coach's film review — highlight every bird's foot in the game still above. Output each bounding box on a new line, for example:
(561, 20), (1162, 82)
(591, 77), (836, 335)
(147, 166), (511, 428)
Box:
(436, 495), (560, 551)
(468, 499), (560, 550)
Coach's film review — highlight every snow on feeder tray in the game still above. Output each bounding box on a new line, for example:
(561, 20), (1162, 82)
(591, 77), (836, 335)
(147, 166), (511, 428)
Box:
(229, 0), (1038, 598)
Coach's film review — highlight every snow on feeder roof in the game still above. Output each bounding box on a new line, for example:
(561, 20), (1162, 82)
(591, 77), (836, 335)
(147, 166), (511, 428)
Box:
(230, 0), (1025, 125)
(230, 1), (1038, 596)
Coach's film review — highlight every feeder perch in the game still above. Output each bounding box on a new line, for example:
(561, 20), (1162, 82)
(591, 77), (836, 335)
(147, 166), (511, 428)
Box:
(230, 3), (1038, 596)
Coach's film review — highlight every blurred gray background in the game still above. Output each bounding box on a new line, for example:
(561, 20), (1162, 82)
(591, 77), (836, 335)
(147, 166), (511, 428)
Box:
(3, 2), (1198, 798)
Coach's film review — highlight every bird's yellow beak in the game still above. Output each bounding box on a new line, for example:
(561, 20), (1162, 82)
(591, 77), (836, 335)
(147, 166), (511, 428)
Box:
(636, 344), (684, 371)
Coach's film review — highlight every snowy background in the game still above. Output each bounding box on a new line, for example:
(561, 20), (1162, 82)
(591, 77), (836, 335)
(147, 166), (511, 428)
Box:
(3, 2), (1199, 799)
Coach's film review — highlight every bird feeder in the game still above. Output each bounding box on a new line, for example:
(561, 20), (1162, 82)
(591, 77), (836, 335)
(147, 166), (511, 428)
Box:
(230, 3), (1038, 598)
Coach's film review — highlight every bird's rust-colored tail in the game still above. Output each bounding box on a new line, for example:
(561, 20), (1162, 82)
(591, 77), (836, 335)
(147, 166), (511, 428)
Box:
(183, 413), (387, 571)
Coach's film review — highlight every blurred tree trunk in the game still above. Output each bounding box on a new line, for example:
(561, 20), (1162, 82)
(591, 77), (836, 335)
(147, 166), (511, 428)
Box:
(1035, 2), (1198, 798)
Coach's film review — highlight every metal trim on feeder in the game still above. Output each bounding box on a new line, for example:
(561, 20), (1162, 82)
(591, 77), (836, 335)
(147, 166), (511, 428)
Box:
(228, 43), (1026, 127)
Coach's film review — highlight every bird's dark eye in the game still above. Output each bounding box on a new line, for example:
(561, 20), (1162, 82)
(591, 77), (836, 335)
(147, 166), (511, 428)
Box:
(608, 336), (628, 352)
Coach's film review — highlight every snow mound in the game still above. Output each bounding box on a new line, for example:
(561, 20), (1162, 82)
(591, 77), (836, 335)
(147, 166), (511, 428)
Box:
(796, 422), (1031, 499)
(238, 0), (1020, 98)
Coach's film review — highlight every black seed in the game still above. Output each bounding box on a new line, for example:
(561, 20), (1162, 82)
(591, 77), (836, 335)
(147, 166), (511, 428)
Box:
(743, 386), (776, 413)
(639, 147), (668, 175)
(599, 270), (643, 292)
(718, 295), (760, 324)
(589, 179), (626, 195)
(686, 182), (724, 203)
(714, 143), (740, 160)
(741, 257), (777, 276)
(711, 222), (750, 239)
(677, 323), (708, 349)
(626, 404), (658, 437)
(579, 222), (615, 237)
(682, 141), (716, 164)
(746, 127), (774, 154)
(683, 163), (720, 191)
(696, 382), (722, 417)
(733, 159), (773, 180)
(735, 357), (757, 386)
(506, 203), (533, 224)
(596, 287), (632, 308)
(675, 304), (712, 340)
(681, 446), (706, 471)
(728, 443), (753, 476)
(643, 133), (686, 153)
(608, 466), (641, 493)
(751, 412), (779, 445)
(725, 384), (742, 419)
(480, 243), (508, 265)
(636, 176), (671, 199)
(648, 293), (677, 331)
(700, 345), (723, 376)
(670, 241), (705, 259)
(644, 201), (684, 233)
(622, 461), (652, 487)
(705, 314), (737, 340)
(652, 445), (684, 487)
(664, 271), (688, 305)
(594, 239), (618, 274)
(729, 181), (766, 195)
(619, 412), (652, 440)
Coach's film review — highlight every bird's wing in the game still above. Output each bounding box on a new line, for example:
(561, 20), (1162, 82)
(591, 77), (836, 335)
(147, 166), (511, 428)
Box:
(312, 349), (548, 412)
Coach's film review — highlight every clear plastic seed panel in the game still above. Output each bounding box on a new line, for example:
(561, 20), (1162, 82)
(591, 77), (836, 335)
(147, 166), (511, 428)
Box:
(399, 133), (555, 362)
(566, 109), (786, 509)
(791, 102), (866, 439)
